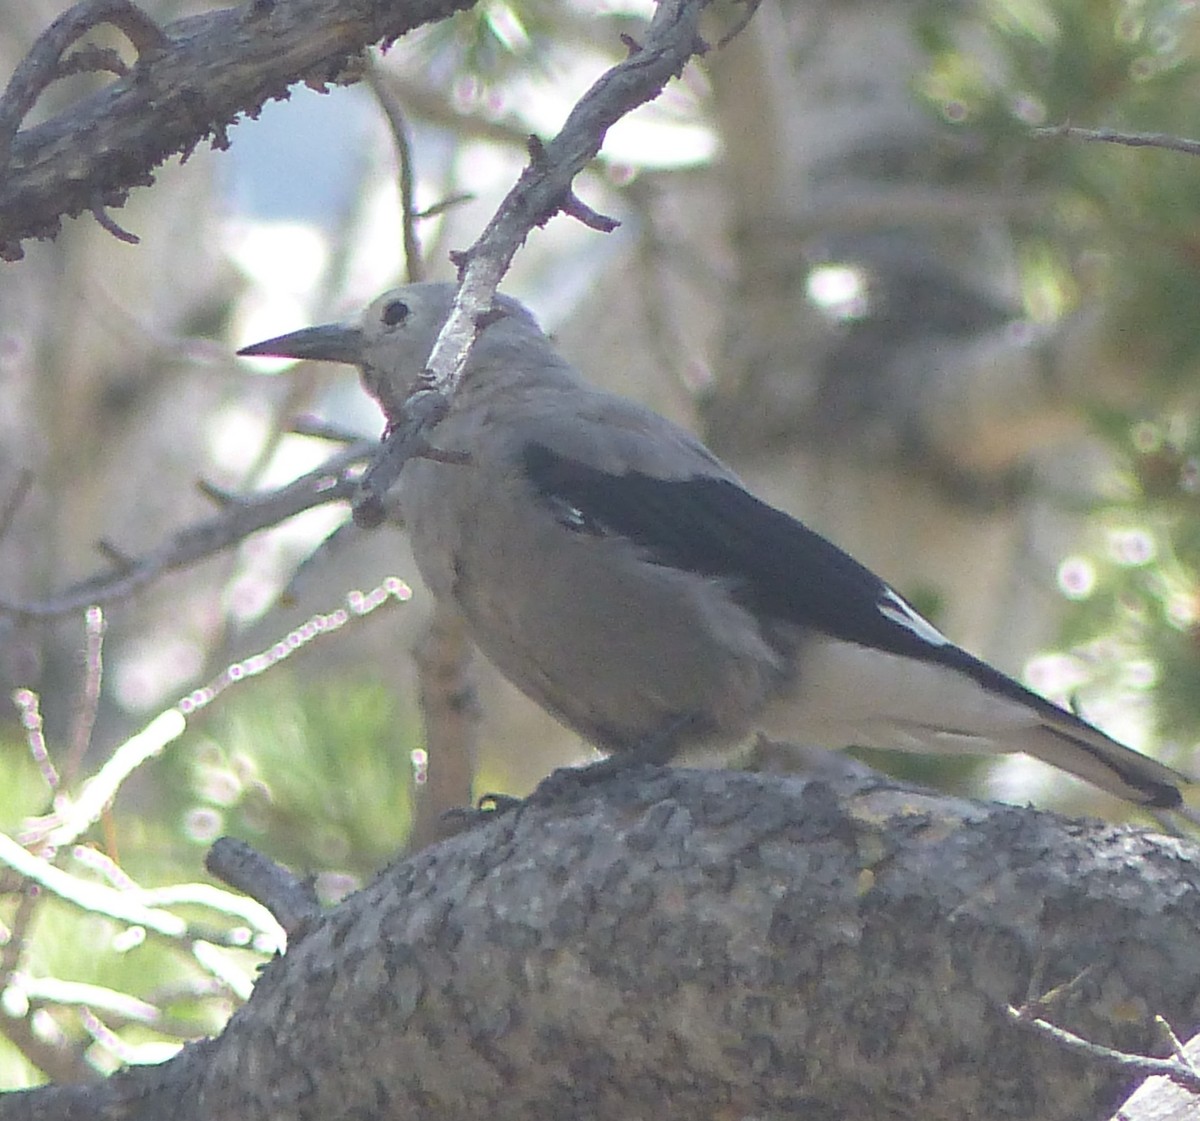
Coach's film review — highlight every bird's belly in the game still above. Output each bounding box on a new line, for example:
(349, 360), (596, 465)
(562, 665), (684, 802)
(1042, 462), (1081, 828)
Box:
(456, 533), (788, 754)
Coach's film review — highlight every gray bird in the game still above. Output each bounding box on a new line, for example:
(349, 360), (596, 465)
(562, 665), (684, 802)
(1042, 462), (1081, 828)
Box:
(240, 282), (1192, 812)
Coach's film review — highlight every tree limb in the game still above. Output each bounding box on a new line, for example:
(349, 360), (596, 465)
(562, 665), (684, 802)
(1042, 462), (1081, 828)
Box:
(3, 765), (1200, 1120)
(0, 0), (480, 259)
(205, 837), (320, 941)
(0, 440), (371, 621)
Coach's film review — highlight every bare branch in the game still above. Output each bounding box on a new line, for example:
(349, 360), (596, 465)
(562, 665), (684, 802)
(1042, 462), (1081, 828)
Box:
(0, 1008), (93, 1087)
(0, 0), (481, 258)
(11, 686), (58, 791)
(95, 539), (135, 569)
(21, 708), (187, 851)
(1034, 123), (1200, 158)
(415, 192), (474, 220)
(0, 0), (169, 173)
(176, 576), (412, 716)
(0, 467), (33, 544)
(364, 56), (425, 283)
(0, 441), (371, 620)
(288, 416), (365, 443)
(206, 837), (320, 941)
(1007, 1005), (1200, 1095)
(368, 69), (534, 149)
(64, 605), (106, 786)
(351, 0), (714, 522)
(0, 828), (190, 941)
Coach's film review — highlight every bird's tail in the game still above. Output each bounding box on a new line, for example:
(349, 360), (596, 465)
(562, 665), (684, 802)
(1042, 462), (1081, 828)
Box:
(1022, 707), (1192, 811)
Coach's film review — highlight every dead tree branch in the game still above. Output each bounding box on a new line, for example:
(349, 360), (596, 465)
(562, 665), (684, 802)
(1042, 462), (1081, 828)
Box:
(0, 441), (372, 621)
(0, 0), (480, 259)
(206, 837), (321, 941)
(3, 766), (1200, 1120)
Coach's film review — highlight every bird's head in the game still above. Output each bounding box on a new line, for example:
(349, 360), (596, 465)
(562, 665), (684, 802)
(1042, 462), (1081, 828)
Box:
(237, 282), (542, 418)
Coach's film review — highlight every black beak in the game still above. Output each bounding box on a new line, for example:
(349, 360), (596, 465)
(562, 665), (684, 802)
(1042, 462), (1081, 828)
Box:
(237, 324), (364, 364)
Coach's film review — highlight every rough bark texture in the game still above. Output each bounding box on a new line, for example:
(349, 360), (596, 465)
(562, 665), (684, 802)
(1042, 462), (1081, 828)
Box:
(4, 765), (1200, 1120)
(0, 0), (476, 256)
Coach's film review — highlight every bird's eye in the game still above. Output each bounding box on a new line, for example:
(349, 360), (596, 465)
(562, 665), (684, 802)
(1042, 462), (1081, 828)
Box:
(381, 299), (410, 327)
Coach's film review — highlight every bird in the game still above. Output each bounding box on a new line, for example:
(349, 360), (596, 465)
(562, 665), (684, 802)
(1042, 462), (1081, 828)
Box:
(239, 281), (1193, 813)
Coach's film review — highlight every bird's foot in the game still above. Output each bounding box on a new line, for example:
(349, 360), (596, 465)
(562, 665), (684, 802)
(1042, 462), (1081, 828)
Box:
(443, 718), (697, 824)
(527, 714), (710, 804)
(439, 756), (666, 832)
(527, 752), (665, 804)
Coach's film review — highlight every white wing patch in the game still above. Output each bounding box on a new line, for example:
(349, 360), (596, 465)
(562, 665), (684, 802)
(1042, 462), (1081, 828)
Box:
(878, 588), (951, 648)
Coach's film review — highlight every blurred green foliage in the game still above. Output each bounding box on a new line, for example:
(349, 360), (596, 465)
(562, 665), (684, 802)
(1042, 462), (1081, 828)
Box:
(1056, 412), (1200, 755)
(0, 671), (417, 1086)
(916, 0), (1200, 758)
(170, 672), (417, 884)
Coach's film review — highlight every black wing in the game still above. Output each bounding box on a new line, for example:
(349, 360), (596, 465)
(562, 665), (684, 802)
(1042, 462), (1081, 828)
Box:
(522, 441), (945, 660)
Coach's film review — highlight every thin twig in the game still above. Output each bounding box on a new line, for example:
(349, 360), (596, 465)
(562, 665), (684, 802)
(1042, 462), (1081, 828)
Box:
(12, 687), (58, 792)
(1021, 962), (1096, 1013)
(0, 829), (284, 958)
(289, 416), (365, 443)
(0, 440), (372, 620)
(15, 975), (161, 1025)
(0, 468), (33, 545)
(17, 579), (408, 877)
(1034, 124), (1200, 158)
(1155, 1015), (1200, 1073)
(415, 193), (474, 221)
(22, 709), (187, 851)
(1006, 1005), (1200, 1095)
(64, 605), (105, 787)
(89, 202), (140, 243)
(0, 887), (41, 987)
(95, 539), (135, 569)
(0, 1007), (93, 1085)
(177, 576), (411, 717)
(716, 0), (760, 49)
(365, 56), (425, 283)
(0, 830), (188, 941)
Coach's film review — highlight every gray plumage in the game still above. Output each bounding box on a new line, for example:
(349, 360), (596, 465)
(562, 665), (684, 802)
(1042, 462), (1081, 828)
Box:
(239, 282), (1193, 811)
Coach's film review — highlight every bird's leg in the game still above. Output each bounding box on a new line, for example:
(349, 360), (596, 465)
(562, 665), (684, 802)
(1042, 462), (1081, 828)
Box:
(455, 715), (699, 826)
(525, 714), (699, 804)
